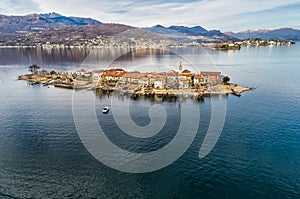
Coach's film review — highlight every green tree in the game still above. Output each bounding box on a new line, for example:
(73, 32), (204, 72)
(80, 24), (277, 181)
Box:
(222, 76), (230, 85)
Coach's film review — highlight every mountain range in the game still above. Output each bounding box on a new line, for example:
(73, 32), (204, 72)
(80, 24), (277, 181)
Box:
(144, 25), (236, 43)
(0, 12), (299, 45)
(145, 25), (223, 37)
(0, 12), (229, 41)
(225, 28), (300, 41)
(0, 12), (101, 33)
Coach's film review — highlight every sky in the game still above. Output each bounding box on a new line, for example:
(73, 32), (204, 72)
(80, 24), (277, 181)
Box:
(0, 0), (300, 31)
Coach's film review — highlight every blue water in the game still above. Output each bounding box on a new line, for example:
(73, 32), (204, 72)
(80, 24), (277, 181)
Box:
(0, 45), (299, 198)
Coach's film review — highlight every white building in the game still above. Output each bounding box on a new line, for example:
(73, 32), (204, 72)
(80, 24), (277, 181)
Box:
(92, 70), (104, 85)
(153, 77), (166, 89)
(138, 77), (149, 87)
(179, 79), (189, 89)
(75, 69), (88, 76)
(193, 75), (204, 85)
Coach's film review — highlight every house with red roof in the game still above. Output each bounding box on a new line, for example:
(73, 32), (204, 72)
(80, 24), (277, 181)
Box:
(179, 79), (189, 89)
(200, 71), (221, 83)
(138, 77), (149, 87)
(153, 76), (166, 89)
(193, 75), (204, 85)
(102, 70), (125, 81)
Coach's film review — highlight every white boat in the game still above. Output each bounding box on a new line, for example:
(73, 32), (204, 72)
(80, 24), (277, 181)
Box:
(102, 107), (109, 114)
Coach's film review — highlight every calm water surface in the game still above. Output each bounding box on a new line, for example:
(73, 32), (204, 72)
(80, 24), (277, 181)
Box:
(0, 45), (300, 198)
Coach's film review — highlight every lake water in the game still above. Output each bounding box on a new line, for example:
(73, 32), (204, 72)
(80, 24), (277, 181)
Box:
(0, 45), (300, 198)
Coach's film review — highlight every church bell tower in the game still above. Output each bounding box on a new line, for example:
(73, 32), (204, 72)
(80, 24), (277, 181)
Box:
(179, 61), (182, 75)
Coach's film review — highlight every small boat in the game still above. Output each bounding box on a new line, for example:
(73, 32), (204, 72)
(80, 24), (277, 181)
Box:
(102, 107), (110, 114)
(43, 83), (48, 86)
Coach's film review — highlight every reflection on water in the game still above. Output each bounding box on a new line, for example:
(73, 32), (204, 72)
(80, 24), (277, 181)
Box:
(94, 88), (210, 103)
(0, 47), (217, 73)
(0, 47), (175, 65)
(0, 47), (91, 65)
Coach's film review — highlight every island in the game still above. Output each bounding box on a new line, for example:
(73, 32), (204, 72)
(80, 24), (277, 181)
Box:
(18, 63), (253, 100)
(202, 38), (295, 51)
(240, 39), (295, 46)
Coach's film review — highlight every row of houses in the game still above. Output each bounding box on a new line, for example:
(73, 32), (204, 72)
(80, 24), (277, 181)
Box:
(74, 67), (222, 89)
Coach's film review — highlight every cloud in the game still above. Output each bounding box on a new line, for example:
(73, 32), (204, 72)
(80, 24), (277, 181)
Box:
(2, 0), (300, 31)
(0, 0), (41, 15)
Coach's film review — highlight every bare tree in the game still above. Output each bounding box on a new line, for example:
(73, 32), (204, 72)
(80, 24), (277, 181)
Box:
(29, 64), (40, 74)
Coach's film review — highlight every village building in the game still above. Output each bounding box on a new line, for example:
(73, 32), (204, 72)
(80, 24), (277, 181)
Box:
(92, 70), (104, 85)
(181, 69), (194, 86)
(96, 65), (224, 90)
(153, 76), (166, 89)
(75, 68), (88, 76)
(182, 69), (191, 76)
(179, 79), (189, 89)
(102, 69), (125, 81)
(147, 72), (157, 86)
(75, 71), (92, 81)
(127, 84), (139, 92)
(165, 70), (179, 80)
(138, 77), (149, 87)
(193, 75), (204, 85)
(121, 71), (142, 84)
(200, 71), (221, 83)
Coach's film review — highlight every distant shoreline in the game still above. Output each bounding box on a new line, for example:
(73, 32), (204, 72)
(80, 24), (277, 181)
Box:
(1, 38), (295, 50)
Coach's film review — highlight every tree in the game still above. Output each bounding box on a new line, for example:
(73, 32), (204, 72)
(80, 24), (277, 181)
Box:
(41, 70), (48, 74)
(29, 64), (40, 74)
(222, 76), (230, 85)
(50, 71), (57, 76)
(191, 76), (195, 87)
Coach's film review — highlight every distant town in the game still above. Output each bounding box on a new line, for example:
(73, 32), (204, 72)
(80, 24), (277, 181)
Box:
(1, 30), (294, 51)
(19, 62), (252, 99)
